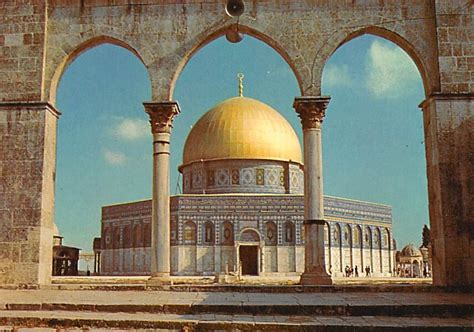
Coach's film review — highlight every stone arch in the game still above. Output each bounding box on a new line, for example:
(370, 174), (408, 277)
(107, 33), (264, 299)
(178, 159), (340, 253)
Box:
(239, 228), (261, 242)
(48, 35), (152, 104)
(318, 26), (433, 96)
(169, 24), (304, 99)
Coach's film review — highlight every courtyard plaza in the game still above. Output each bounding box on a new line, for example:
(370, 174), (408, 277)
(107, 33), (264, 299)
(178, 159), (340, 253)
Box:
(0, 277), (472, 331)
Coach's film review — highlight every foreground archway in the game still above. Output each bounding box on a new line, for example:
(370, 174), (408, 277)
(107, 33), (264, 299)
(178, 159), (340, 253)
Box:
(0, 1), (471, 287)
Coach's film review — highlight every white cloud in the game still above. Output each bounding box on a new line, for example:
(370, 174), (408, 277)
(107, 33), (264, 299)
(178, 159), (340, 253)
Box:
(112, 118), (150, 140)
(103, 149), (126, 165)
(322, 64), (352, 88)
(366, 40), (420, 98)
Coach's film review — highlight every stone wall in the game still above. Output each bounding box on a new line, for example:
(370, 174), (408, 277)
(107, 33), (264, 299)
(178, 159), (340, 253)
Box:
(0, 103), (58, 284)
(0, 2), (46, 101)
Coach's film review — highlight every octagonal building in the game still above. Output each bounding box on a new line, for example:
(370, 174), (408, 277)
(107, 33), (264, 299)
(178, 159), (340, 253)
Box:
(99, 92), (396, 278)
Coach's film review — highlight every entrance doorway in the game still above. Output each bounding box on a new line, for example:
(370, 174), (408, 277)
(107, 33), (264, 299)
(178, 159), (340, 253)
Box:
(240, 246), (258, 276)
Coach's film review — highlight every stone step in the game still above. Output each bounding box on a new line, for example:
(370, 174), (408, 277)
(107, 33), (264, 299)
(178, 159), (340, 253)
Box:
(0, 310), (472, 331)
(46, 283), (447, 293)
(3, 301), (472, 318)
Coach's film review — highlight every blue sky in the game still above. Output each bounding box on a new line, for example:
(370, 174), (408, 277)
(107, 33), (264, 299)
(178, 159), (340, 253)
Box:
(55, 34), (428, 255)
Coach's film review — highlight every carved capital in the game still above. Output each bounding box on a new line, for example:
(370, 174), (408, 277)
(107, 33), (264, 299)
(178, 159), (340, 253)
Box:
(143, 101), (181, 134)
(293, 96), (331, 130)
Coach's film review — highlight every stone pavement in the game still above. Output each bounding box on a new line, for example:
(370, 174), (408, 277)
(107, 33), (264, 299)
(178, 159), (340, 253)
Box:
(0, 289), (472, 330)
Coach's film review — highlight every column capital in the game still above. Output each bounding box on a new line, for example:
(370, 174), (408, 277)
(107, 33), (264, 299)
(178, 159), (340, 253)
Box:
(293, 96), (331, 130)
(143, 101), (181, 134)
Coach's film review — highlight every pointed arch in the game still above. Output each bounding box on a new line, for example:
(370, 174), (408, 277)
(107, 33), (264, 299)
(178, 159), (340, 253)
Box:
(169, 24), (304, 99)
(319, 26), (433, 96)
(49, 35), (151, 104)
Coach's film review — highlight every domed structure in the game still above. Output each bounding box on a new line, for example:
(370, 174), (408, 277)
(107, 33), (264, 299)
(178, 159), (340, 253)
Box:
(98, 75), (396, 280)
(180, 95), (304, 194)
(400, 244), (422, 257)
(182, 97), (302, 165)
(398, 244), (423, 278)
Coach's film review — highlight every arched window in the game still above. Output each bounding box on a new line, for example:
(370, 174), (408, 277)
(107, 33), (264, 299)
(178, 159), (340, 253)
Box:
(285, 221), (295, 244)
(353, 225), (362, 247)
(143, 223), (151, 247)
(123, 225), (132, 248)
(265, 221), (277, 246)
(221, 221), (234, 245)
(344, 224), (351, 246)
(384, 228), (390, 248)
(203, 221), (215, 245)
(103, 227), (111, 249)
(113, 227), (121, 249)
(183, 221), (197, 245)
(374, 227), (381, 249)
(365, 226), (372, 248)
(133, 224), (142, 248)
(334, 224), (341, 246)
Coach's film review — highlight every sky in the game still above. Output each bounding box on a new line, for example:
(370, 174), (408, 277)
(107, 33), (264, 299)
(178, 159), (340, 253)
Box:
(55, 34), (429, 257)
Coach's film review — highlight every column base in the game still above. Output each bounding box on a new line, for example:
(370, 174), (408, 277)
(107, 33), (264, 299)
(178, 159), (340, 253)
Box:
(146, 273), (172, 286)
(300, 271), (333, 285)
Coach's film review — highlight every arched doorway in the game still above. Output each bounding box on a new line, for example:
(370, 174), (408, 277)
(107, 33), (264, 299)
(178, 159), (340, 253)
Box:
(238, 229), (261, 276)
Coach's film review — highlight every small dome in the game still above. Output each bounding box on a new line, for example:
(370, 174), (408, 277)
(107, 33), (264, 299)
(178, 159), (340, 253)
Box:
(401, 244), (422, 257)
(182, 97), (302, 166)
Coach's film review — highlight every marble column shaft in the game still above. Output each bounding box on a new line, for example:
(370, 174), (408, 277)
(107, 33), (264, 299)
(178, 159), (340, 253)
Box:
(294, 96), (332, 285)
(144, 102), (180, 281)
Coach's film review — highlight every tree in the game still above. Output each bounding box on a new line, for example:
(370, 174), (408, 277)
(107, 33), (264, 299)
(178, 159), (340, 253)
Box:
(422, 224), (431, 247)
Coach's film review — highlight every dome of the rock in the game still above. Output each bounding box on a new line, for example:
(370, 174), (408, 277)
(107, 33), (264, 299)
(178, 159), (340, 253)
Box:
(182, 96), (302, 166)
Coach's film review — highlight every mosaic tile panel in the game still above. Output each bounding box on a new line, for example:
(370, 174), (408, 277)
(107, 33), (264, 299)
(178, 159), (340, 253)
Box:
(215, 169), (230, 186)
(192, 170), (203, 189)
(256, 168), (265, 185)
(241, 168), (255, 185)
(231, 168), (239, 185)
(207, 169), (215, 186)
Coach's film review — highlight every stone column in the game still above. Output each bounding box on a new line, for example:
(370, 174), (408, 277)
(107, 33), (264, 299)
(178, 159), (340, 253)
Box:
(294, 96), (332, 285)
(144, 102), (180, 284)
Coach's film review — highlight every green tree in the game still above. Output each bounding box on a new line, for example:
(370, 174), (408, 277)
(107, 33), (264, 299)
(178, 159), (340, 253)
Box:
(422, 224), (431, 247)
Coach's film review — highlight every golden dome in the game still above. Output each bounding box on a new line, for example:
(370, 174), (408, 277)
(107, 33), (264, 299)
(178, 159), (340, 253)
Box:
(182, 96), (302, 165)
